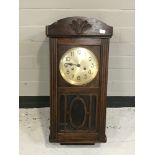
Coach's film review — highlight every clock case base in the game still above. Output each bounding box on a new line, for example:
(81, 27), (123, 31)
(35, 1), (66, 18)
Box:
(49, 133), (107, 144)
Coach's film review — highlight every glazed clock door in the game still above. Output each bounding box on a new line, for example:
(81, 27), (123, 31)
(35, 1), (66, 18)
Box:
(56, 38), (101, 143)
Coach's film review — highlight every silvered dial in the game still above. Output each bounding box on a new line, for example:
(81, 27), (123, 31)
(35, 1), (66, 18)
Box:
(59, 47), (99, 86)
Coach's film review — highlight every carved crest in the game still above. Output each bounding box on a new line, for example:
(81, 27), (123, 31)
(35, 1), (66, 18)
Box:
(46, 17), (113, 37)
(70, 19), (92, 34)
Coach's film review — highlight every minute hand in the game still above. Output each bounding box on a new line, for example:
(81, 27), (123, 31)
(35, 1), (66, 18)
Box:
(65, 63), (80, 67)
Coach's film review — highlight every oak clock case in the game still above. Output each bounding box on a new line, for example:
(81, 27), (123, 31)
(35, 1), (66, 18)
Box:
(46, 17), (113, 144)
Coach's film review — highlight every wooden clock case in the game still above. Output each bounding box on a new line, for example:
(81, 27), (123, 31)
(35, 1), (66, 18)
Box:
(46, 17), (113, 144)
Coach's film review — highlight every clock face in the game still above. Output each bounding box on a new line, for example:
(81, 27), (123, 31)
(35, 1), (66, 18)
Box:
(59, 47), (99, 86)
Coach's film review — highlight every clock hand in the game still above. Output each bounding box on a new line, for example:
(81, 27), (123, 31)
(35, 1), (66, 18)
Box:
(76, 64), (80, 67)
(65, 63), (80, 67)
(65, 63), (73, 66)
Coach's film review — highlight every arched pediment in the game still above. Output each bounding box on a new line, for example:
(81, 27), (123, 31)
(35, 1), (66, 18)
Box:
(46, 16), (113, 38)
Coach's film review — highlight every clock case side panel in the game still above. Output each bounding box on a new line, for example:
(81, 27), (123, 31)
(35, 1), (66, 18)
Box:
(98, 39), (110, 142)
(49, 38), (58, 142)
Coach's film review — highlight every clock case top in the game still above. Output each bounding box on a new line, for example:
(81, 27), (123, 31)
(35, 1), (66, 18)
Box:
(46, 16), (113, 38)
(46, 17), (113, 144)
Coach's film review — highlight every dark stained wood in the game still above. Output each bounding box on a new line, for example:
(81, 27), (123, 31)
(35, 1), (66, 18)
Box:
(46, 16), (113, 38)
(98, 39), (109, 142)
(61, 143), (95, 145)
(49, 38), (58, 141)
(58, 132), (98, 140)
(47, 16), (113, 144)
(89, 95), (92, 129)
(58, 87), (99, 93)
(57, 38), (101, 45)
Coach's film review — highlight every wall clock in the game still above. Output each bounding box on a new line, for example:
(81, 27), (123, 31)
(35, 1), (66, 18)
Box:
(46, 16), (113, 144)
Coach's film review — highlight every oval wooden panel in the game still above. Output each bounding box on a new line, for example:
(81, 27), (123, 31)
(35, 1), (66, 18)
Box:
(69, 97), (87, 129)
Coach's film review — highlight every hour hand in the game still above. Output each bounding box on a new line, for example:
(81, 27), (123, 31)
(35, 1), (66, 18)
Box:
(65, 63), (73, 66)
(76, 64), (80, 67)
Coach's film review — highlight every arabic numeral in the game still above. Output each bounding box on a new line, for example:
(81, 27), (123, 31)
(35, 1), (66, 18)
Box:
(66, 57), (70, 61)
(77, 76), (80, 80)
(64, 63), (68, 67)
(91, 63), (94, 68)
(72, 74), (74, 79)
(84, 74), (87, 79)
(66, 70), (70, 74)
(77, 50), (81, 55)
(88, 70), (91, 74)
(71, 51), (74, 56)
